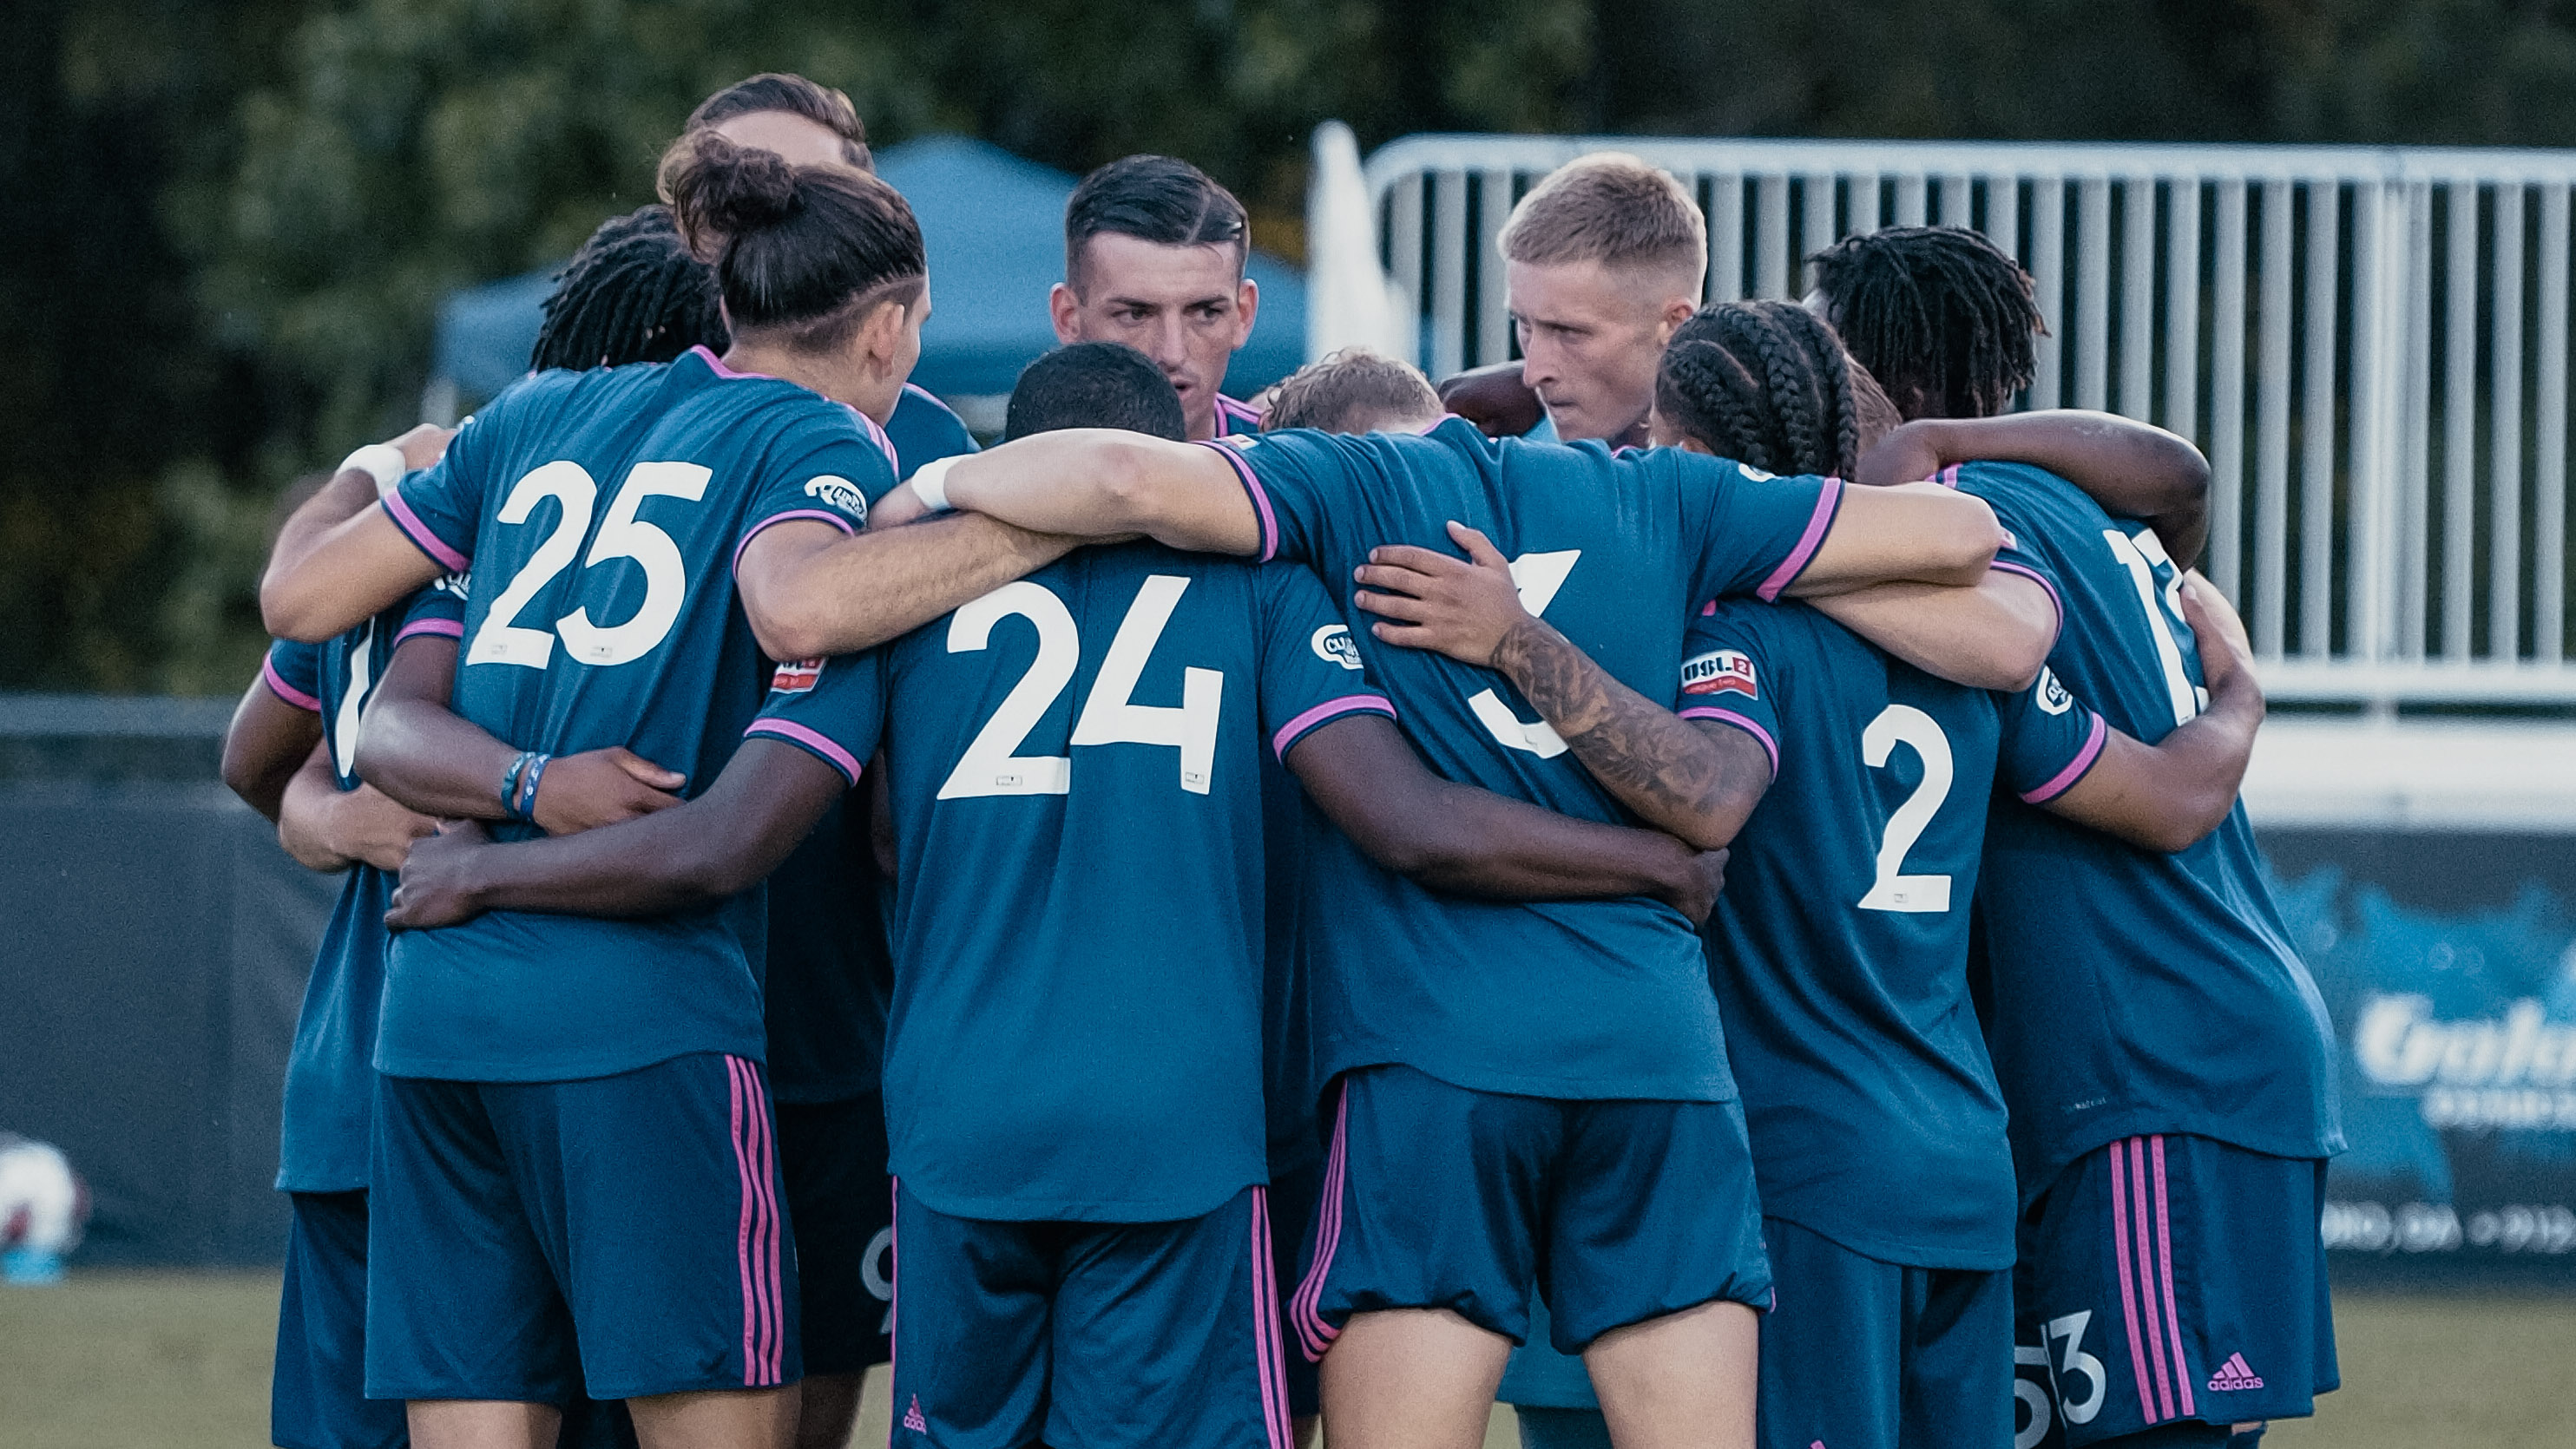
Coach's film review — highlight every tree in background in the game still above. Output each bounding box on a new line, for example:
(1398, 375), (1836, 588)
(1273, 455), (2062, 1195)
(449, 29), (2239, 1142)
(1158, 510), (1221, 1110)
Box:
(11, 0), (2576, 693)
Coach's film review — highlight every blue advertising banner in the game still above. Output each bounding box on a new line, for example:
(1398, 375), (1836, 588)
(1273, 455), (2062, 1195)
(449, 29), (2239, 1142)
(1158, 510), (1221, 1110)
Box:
(2259, 829), (2576, 1284)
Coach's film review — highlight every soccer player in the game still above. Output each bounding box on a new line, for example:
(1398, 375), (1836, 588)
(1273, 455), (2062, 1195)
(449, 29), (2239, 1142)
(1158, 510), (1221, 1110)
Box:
(1436, 154), (1706, 448)
(1823, 227), (2343, 1449)
(868, 367), (2012, 1449)
(1355, 301), (2270, 1449)
(1051, 154), (1268, 440)
(373, 338), (1733, 1449)
(1262, 349), (1445, 435)
(252, 135), (1012, 1449)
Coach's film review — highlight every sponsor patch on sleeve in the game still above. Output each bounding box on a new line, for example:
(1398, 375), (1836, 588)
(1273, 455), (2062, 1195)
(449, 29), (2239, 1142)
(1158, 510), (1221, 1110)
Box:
(2034, 665), (2074, 715)
(1680, 648), (1758, 698)
(772, 658), (825, 694)
(1311, 624), (1364, 670)
(803, 475), (871, 525)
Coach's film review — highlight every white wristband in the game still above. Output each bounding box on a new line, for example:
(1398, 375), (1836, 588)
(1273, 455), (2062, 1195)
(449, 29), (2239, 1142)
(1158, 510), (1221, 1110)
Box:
(908, 455), (961, 514)
(339, 443), (407, 499)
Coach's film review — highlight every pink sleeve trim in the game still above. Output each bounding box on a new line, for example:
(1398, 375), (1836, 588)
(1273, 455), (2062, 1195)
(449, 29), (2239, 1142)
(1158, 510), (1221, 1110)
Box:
(1272, 695), (1395, 760)
(1676, 705), (1778, 776)
(2021, 712), (2108, 803)
(745, 718), (864, 784)
(379, 490), (470, 574)
(1936, 462), (1963, 488)
(733, 509), (858, 577)
(393, 617), (465, 646)
(1756, 477), (1845, 602)
(1990, 560), (2066, 645)
(261, 656), (322, 713)
(1197, 440), (1279, 562)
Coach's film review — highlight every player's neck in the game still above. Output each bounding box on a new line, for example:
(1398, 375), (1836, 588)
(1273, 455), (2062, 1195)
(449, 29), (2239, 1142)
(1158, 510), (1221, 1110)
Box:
(721, 341), (900, 427)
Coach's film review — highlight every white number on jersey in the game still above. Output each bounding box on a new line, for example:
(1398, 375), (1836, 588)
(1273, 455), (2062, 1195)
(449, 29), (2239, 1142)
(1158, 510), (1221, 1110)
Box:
(938, 575), (1226, 800)
(329, 624), (376, 780)
(466, 461), (708, 670)
(2102, 527), (2208, 729)
(1468, 549), (1580, 758)
(1856, 704), (1955, 914)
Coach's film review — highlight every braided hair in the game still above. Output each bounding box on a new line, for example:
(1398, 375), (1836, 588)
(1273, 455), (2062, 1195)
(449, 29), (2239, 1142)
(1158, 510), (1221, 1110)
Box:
(1808, 226), (2043, 419)
(1654, 301), (1884, 478)
(530, 205), (726, 371)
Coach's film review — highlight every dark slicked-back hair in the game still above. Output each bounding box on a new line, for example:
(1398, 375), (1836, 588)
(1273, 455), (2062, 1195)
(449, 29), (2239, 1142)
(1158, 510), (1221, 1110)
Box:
(1006, 342), (1186, 441)
(1656, 301), (1896, 479)
(660, 133), (924, 354)
(1808, 226), (2043, 420)
(530, 205), (726, 371)
(1064, 154), (1249, 291)
(685, 73), (872, 172)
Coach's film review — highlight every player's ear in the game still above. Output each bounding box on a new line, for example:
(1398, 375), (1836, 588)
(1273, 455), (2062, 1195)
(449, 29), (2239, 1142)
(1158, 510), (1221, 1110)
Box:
(1048, 281), (1082, 345)
(1232, 275), (1260, 343)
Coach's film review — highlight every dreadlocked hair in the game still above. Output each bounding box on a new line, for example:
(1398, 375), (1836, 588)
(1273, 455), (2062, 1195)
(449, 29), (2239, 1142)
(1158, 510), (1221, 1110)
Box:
(1808, 225), (2043, 419)
(1655, 301), (1869, 478)
(530, 206), (726, 372)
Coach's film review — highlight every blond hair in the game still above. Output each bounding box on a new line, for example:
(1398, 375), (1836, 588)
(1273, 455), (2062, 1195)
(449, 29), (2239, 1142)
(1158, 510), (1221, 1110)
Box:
(1498, 153), (1706, 292)
(1264, 349), (1445, 435)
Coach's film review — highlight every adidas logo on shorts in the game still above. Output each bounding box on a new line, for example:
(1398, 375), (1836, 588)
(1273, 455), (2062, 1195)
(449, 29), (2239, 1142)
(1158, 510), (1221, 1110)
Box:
(902, 1393), (929, 1433)
(2207, 1352), (2265, 1392)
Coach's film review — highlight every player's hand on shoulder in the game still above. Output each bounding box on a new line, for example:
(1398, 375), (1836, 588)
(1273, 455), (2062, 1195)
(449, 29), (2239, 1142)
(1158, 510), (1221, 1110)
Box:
(1660, 845), (1730, 927)
(1354, 521), (1530, 667)
(390, 423), (458, 472)
(2178, 571), (2255, 698)
(384, 819), (493, 931)
(532, 747), (686, 836)
(331, 784), (438, 873)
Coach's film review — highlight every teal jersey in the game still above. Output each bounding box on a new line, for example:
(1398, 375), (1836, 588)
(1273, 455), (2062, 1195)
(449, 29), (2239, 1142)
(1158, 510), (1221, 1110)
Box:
(265, 574), (468, 1188)
(1942, 462), (2344, 1196)
(1207, 420), (1843, 1102)
(375, 345), (892, 1082)
(753, 547), (1390, 1222)
(763, 382), (975, 1104)
(1684, 600), (2102, 1268)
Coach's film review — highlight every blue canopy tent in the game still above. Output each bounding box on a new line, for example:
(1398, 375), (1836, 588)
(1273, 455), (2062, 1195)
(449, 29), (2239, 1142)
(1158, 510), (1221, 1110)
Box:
(426, 134), (1307, 423)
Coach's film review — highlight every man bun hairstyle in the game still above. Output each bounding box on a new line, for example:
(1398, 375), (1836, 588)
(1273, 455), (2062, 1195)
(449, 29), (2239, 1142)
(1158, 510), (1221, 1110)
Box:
(531, 205), (726, 372)
(1065, 154), (1250, 291)
(1499, 153), (1706, 293)
(1655, 301), (1898, 479)
(1809, 226), (2043, 420)
(685, 73), (872, 172)
(1005, 342), (1187, 442)
(1264, 348), (1444, 435)
(659, 132), (925, 355)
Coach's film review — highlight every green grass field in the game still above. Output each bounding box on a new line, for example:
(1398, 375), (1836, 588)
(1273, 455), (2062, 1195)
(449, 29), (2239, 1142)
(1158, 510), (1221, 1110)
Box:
(2, 1272), (2569, 1448)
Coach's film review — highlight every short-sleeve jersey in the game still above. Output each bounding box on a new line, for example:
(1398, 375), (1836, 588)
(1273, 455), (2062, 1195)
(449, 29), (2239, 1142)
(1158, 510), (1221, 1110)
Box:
(1942, 461), (2344, 1193)
(1206, 420), (1843, 1101)
(1684, 600), (2101, 1268)
(762, 384), (976, 1105)
(753, 544), (1390, 1222)
(885, 382), (979, 482)
(263, 575), (467, 1190)
(374, 345), (890, 1083)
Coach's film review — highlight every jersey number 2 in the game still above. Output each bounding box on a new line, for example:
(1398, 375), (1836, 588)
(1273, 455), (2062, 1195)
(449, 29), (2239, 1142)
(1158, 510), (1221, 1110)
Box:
(937, 575), (1222, 800)
(1857, 704), (1954, 914)
(467, 461), (710, 670)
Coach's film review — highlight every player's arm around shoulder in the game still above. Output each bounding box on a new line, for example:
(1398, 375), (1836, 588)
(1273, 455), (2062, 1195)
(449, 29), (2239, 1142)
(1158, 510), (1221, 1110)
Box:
(1805, 567), (2058, 692)
(385, 652), (884, 931)
(2014, 573), (2262, 852)
(260, 424), (459, 641)
(874, 429), (1264, 554)
(1860, 411), (2211, 568)
(1783, 478), (2003, 594)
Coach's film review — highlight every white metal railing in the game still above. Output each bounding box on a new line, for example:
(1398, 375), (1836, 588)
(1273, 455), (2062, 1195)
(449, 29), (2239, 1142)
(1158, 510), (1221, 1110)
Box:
(1355, 134), (2576, 703)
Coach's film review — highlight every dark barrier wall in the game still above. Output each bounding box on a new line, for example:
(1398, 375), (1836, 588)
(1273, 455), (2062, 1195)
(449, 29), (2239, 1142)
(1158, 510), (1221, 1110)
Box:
(5, 769), (2576, 1273)
(0, 782), (333, 1264)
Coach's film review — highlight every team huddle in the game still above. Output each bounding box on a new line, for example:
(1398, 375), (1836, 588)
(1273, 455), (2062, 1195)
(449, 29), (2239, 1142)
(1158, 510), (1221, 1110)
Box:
(220, 70), (2343, 1449)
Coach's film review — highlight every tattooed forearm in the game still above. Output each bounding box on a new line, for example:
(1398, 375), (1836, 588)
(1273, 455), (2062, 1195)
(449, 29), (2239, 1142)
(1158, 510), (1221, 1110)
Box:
(1488, 618), (1771, 851)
